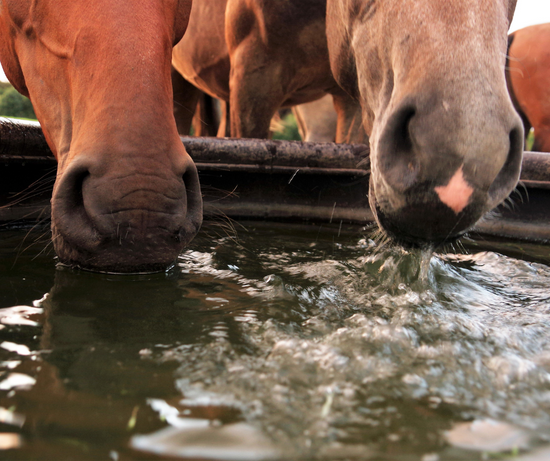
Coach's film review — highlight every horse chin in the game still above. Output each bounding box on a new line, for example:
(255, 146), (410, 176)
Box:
(51, 230), (191, 274)
(368, 181), (486, 249)
(50, 201), (202, 274)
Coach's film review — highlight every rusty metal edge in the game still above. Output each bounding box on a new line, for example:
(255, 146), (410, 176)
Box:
(203, 202), (374, 223)
(1, 118), (550, 244)
(473, 218), (550, 243)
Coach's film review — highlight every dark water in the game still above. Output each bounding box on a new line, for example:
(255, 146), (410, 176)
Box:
(1, 222), (550, 460)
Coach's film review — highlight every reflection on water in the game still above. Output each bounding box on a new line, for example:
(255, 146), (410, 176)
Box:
(1, 222), (550, 460)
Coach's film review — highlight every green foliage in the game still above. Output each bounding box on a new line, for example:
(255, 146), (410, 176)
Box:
(526, 128), (534, 151)
(272, 112), (301, 141)
(0, 84), (36, 119)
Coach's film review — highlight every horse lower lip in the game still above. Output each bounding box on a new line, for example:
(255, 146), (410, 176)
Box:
(55, 249), (182, 273)
(51, 200), (192, 272)
(372, 195), (481, 246)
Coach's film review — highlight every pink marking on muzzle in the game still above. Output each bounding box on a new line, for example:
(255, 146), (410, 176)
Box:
(434, 166), (474, 214)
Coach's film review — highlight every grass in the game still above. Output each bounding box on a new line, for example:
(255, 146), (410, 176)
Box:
(272, 112), (301, 141)
(526, 128), (535, 151)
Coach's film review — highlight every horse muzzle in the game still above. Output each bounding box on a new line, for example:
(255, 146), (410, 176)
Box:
(51, 153), (203, 273)
(369, 92), (524, 246)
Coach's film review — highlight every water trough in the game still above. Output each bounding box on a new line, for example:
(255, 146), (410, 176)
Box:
(1, 118), (549, 243)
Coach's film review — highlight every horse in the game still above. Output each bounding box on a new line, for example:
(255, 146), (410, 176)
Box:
(327, 0), (523, 245)
(507, 22), (550, 153)
(294, 21), (550, 151)
(0, 0), (203, 273)
(171, 0), (365, 143)
(174, 0), (522, 246)
(172, 79), (336, 142)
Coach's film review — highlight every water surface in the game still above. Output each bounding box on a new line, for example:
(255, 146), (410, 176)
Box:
(1, 222), (550, 460)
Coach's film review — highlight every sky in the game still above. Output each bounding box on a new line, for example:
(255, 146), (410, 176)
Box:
(0, 0), (548, 83)
(509, 0), (550, 32)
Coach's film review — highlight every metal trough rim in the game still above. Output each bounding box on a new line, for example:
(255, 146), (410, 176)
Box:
(1, 118), (550, 244)
(0, 117), (546, 185)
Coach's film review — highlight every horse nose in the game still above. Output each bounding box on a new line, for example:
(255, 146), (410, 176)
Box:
(372, 94), (524, 245)
(376, 96), (524, 208)
(51, 152), (202, 272)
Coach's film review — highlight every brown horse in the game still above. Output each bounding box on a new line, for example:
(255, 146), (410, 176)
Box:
(507, 23), (550, 153)
(171, 0), (365, 143)
(0, 0), (203, 273)
(327, 0), (523, 245)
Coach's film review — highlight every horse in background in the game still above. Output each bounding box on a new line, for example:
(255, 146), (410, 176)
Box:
(507, 22), (550, 152)
(292, 95), (337, 143)
(171, 0), (365, 143)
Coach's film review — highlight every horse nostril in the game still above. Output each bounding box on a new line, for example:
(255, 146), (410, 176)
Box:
(391, 106), (415, 154)
(69, 169), (88, 211)
(51, 162), (102, 256)
(377, 103), (418, 192)
(53, 163), (92, 228)
(179, 162), (203, 243)
(487, 121), (524, 204)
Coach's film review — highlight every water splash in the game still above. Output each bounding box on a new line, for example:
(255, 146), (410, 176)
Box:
(2, 225), (550, 460)
(419, 246), (434, 284)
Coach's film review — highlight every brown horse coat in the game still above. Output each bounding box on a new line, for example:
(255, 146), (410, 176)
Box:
(507, 22), (550, 153)
(172, 0), (364, 142)
(0, 0), (203, 272)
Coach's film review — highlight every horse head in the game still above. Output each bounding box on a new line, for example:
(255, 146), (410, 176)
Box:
(0, 0), (202, 272)
(328, 0), (523, 246)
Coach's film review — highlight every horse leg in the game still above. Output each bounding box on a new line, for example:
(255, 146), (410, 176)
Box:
(192, 93), (221, 137)
(172, 67), (202, 135)
(331, 91), (368, 144)
(292, 106), (308, 141)
(217, 100), (231, 137)
(228, 58), (283, 138)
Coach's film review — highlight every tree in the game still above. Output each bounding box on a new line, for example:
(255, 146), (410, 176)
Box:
(0, 86), (36, 119)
